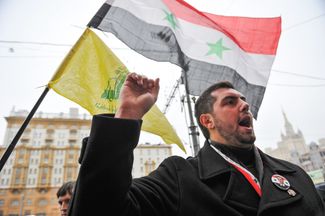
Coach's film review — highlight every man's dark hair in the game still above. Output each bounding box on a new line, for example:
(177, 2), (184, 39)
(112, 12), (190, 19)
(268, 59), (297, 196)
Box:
(56, 181), (75, 198)
(194, 81), (235, 139)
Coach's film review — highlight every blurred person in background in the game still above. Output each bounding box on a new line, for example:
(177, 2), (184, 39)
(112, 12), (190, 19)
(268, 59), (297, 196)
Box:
(56, 181), (75, 216)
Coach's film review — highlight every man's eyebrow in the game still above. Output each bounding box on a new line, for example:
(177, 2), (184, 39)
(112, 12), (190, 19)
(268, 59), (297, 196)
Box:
(221, 94), (246, 102)
(222, 95), (236, 100)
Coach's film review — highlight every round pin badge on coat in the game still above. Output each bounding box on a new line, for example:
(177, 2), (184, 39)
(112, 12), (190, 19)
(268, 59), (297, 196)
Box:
(271, 174), (290, 190)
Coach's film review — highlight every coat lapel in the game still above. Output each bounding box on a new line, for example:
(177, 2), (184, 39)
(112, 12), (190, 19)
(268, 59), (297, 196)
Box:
(198, 141), (260, 212)
(198, 142), (231, 180)
(258, 151), (303, 214)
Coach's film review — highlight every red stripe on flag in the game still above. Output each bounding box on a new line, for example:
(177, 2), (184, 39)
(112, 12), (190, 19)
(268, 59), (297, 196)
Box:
(163, 0), (281, 55)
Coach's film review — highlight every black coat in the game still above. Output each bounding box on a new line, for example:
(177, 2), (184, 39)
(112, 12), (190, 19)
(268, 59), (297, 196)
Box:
(69, 115), (325, 216)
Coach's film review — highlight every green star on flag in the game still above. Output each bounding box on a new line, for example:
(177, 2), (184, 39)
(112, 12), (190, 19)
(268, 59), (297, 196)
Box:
(163, 10), (178, 30)
(207, 38), (231, 59)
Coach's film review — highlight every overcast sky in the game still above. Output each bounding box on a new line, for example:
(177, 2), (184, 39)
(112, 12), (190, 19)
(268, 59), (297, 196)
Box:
(0, 0), (324, 156)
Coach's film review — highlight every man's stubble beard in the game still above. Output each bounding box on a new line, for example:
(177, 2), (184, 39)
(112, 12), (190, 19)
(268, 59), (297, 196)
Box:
(214, 119), (256, 148)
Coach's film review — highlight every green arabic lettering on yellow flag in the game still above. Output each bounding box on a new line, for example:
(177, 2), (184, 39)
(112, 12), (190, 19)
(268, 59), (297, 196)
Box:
(48, 28), (185, 152)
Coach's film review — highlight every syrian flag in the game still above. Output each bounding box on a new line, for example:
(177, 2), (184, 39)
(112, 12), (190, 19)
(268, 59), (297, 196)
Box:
(88, 0), (281, 118)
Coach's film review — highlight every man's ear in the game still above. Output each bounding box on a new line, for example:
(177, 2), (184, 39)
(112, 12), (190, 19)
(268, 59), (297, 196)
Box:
(199, 113), (215, 129)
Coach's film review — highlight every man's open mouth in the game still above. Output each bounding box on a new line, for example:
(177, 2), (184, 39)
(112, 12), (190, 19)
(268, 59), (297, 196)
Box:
(238, 116), (252, 128)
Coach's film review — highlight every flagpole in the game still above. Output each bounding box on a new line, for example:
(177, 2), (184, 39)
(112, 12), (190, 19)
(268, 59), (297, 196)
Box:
(0, 87), (50, 172)
(181, 70), (200, 156)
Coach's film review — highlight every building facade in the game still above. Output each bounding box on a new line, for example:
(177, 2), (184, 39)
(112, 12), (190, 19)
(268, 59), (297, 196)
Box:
(0, 108), (171, 216)
(265, 111), (325, 183)
(133, 143), (172, 178)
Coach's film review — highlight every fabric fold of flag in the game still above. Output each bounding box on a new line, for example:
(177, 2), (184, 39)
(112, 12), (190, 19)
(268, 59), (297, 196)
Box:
(88, 0), (281, 118)
(48, 28), (185, 152)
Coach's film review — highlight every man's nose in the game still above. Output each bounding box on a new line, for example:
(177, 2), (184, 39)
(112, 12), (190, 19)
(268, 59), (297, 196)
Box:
(61, 201), (69, 210)
(239, 99), (249, 112)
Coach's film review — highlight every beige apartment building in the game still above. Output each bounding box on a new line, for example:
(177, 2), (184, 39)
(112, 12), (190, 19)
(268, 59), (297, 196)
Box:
(0, 108), (171, 216)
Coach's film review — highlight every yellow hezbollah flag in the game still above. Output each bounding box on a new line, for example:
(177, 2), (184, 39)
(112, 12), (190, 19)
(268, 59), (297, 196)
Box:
(48, 28), (185, 152)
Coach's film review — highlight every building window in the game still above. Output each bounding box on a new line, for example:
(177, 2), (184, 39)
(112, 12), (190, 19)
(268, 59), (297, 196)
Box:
(59, 132), (65, 139)
(40, 168), (49, 185)
(70, 129), (77, 135)
(0, 200), (4, 206)
(26, 199), (32, 206)
(38, 199), (47, 206)
(15, 168), (22, 176)
(66, 167), (73, 178)
(19, 149), (25, 157)
(33, 132), (38, 138)
(145, 160), (156, 175)
(14, 168), (22, 185)
(10, 199), (19, 207)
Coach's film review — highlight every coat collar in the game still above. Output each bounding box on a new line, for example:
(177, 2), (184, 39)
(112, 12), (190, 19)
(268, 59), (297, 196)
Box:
(257, 149), (297, 174)
(197, 140), (260, 212)
(197, 141), (232, 180)
(197, 140), (298, 179)
(197, 141), (295, 175)
(257, 149), (303, 214)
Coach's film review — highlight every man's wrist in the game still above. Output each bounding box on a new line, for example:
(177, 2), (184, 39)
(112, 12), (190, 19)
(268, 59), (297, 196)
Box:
(115, 108), (144, 120)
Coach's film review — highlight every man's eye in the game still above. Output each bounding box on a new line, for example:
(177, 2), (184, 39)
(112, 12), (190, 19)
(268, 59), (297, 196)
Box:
(226, 99), (235, 105)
